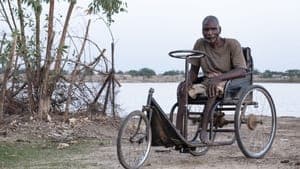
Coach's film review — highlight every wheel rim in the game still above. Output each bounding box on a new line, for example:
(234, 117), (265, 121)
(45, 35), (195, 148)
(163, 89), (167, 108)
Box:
(117, 111), (152, 169)
(235, 86), (276, 158)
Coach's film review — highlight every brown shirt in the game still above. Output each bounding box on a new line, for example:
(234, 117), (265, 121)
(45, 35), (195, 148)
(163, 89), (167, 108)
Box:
(189, 38), (247, 78)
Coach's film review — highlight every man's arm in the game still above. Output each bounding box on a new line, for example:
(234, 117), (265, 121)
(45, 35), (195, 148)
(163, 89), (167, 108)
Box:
(207, 67), (247, 97)
(215, 67), (247, 81)
(188, 65), (200, 86)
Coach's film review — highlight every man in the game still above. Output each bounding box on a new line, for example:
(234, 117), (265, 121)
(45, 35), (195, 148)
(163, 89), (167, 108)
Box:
(176, 15), (247, 143)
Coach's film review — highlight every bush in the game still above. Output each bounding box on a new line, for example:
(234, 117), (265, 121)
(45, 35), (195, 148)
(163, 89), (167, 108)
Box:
(138, 68), (156, 77)
(162, 70), (184, 76)
(125, 68), (156, 77)
(126, 70), (139, 76)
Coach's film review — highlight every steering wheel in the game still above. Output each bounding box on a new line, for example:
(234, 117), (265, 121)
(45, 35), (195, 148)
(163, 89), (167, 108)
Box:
(168, 50), (207, 59)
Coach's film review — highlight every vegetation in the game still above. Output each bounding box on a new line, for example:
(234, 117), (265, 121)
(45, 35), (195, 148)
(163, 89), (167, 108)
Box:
(118, 68), (300, 81)
(0, 0), (127, 122)
(118, 68), (300, 78)
(259, 69), (300, 79)
(125, 68), (156, 77)
(162, 70), (184, 76)
(0, 139), (108, 168)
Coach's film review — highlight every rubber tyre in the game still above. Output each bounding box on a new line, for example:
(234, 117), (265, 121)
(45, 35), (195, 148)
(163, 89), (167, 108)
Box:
(234, 85), (276, 158)
(117, 110), (152, 169)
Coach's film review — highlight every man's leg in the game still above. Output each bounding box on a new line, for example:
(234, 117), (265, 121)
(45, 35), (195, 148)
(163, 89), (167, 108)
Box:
(176, 82), (185, 134)
(200, 96), (218, 143)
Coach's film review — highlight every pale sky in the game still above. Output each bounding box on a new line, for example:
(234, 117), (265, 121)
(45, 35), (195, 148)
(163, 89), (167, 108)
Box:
(107, 0), (300, 73)
(2, 0), (299, 74)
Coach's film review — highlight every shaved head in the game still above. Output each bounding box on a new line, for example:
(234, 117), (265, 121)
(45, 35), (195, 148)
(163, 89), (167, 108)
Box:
(202, 15), (220, 26)
(202, 15), (222, 44)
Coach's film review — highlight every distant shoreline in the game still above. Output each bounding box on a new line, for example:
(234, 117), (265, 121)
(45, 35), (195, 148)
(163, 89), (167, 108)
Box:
(115, 74), (300, 83)
(9, 74), (299, 83)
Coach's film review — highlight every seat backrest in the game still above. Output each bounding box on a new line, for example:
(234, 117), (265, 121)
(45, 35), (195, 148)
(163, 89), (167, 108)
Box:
(242, 47), (253, 85)
(242, 47), (253, 73)
(221, 47), (253, 102)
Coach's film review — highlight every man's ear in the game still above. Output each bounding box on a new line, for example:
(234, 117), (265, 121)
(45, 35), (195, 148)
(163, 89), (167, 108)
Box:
(219, 26), (222, 34)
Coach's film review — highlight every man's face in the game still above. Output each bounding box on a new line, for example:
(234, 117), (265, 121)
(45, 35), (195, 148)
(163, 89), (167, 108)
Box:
(202, 20), (221, 44)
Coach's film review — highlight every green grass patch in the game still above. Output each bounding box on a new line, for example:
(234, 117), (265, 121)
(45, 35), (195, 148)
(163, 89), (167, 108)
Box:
(0, 139), (107, 169)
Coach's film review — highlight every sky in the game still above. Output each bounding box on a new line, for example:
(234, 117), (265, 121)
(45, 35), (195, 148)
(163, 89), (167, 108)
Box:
(2, 0), (299, 74)
(105, 0), (300, 73)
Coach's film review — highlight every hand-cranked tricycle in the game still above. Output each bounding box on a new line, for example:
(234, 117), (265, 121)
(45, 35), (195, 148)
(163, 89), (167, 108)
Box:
(116, 48), (277, 169)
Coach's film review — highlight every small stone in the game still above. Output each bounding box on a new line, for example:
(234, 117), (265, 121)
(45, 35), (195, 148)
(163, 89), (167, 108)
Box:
(57, 143), (69, 149)
(0, 130), (7, 136)
(280, 159), (290, 163)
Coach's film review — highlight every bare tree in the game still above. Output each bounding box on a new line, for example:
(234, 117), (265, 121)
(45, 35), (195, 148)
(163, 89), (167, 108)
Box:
(0, 0), (127, 122)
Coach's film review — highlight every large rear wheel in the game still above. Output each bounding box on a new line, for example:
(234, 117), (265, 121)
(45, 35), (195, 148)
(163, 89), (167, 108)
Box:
(235, 85), (276, 158)
(117, 110), (152, 169)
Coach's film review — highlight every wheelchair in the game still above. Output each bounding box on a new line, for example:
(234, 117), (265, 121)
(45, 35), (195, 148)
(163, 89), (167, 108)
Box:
(117, 48), (277, 169)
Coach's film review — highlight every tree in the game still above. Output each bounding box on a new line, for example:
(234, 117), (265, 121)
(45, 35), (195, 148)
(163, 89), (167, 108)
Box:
(285, 69), (300, 77)
(126, 70), (139, 76)
(162, 70), (184, 76)
(0, 0), (127, 121)
(252, 69), (260, 75)
(138, 68), (156, 77)
(261, 70), (273, 78)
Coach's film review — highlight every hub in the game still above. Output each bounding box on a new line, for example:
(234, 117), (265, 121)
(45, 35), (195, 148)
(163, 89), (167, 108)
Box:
(247, 114), (257, 130)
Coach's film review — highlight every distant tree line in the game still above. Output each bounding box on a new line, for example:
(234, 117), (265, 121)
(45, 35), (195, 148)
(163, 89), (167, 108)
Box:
(117, 68), (156, 78)
(255, 69), (300, 78)
(117, 68), (185, 77)
(116, 68), (300, 79)
(4, 67), (298, 79)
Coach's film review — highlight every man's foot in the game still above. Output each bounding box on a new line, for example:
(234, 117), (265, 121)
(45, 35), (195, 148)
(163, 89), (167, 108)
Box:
(200, 129), (209, 144)
(175, 145), (182, 150)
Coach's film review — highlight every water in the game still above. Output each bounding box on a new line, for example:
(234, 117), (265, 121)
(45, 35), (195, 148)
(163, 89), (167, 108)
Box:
(117, 82), (300, 117)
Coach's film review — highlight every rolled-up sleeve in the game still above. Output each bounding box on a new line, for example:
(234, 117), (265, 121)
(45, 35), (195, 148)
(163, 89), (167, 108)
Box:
(231, 40), (247, 69)
(188, 39), (201, 66)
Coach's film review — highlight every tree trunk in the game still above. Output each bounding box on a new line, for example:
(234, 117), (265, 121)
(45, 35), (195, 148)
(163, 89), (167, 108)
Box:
(38, 96), (51, 121)
(0, 36), (16, 121)
(34, 1), (42, 96)
(54, 1), (76, 74)
(17, 0), (35, 116)
(38, 0), (76, 120)
(38, 0), (54, 120)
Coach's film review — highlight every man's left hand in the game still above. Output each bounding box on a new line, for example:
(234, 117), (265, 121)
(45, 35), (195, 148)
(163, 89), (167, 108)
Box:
(207, 76), (222, 97)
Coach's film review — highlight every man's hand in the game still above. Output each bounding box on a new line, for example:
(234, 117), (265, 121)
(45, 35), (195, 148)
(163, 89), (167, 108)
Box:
(207, 76), (222, 97)
(178, 80), (193, 95)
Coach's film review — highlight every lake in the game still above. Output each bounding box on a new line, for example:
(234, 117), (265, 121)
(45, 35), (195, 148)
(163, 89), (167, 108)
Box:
(117, 82), (299, 117)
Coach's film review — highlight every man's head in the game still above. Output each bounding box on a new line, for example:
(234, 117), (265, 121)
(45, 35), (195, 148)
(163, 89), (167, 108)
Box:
(202, 15), (221, 44)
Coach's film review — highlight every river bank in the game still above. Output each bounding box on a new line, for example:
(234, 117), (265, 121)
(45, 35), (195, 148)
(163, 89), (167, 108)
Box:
(115, 74), (300, 83)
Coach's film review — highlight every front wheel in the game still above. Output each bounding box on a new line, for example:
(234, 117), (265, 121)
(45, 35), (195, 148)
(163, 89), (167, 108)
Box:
(234, 85), (276, 158)
(117, 110), (152, 169)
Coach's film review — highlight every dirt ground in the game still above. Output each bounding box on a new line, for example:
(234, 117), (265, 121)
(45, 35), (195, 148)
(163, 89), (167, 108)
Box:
(0, 115), (299, 169)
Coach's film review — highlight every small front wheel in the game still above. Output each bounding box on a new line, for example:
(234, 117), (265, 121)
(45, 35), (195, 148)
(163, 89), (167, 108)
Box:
(235, 85), (276, 158)
(117, 110), (152, 169)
